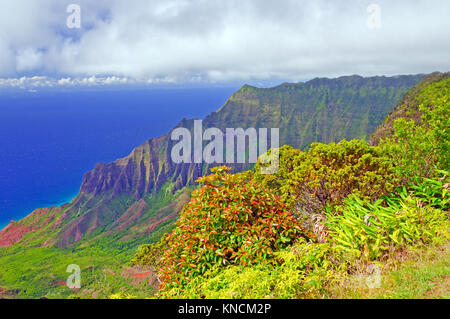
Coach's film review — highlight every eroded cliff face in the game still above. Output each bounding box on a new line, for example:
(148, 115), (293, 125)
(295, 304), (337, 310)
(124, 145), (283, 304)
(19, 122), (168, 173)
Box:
(1, 74), (424, 248)
(78, 131), (205, 199)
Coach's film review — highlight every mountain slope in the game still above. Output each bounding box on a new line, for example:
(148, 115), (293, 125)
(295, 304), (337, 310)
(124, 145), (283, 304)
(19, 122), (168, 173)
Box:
(0, 74), (424, 249)
(371, 72), (450, 144)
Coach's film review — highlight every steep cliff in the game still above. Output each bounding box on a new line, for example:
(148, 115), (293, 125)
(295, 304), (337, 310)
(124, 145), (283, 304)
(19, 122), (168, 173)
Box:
(0, 74), (424, 248)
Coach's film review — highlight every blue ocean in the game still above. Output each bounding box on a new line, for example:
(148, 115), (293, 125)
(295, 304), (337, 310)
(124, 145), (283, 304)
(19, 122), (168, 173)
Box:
(0, 87), (238, 229)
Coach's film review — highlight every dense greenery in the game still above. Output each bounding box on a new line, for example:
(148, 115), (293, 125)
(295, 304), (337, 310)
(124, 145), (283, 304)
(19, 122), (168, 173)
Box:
(326, 177), (449, 261)
(0, 182), (186, 298)
(0, 245), (154, 299)
(0, 73), (446, 299)
(131, 73), (449, 299)
(253, 140), (399, 218)
(151, 170), (448, 299)
(159, 167), (310, 294)
(378, 77), (450, 181)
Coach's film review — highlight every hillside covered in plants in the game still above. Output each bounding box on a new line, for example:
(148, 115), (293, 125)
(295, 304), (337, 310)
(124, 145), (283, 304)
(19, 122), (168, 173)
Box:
(0, 73), (447, 299)
(128, 73), (450, 299)
(0, 75), (421, 250)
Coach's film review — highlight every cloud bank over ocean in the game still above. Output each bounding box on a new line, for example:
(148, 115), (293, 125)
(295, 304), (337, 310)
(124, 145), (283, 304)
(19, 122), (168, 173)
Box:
(0, 0), (449, 84)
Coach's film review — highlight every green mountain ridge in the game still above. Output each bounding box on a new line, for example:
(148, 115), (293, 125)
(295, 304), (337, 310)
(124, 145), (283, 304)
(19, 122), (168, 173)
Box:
(148, 73), (449, 299)
(0, 74), (424, 251)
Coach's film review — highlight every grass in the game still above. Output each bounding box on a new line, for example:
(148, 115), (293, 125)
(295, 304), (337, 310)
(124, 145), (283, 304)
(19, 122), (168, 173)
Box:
(0, 245), (155, 299)
(329, 243), (449, 299)
(375, 245), (449, 299)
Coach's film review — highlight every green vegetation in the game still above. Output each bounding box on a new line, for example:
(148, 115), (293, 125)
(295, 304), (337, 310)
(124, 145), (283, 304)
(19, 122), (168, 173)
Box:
(0, 182), (189, 298)
(253, 140), (399, 212)
(0, 245), (153, 299)
(378, 77), (450, 181)
(213, 75), (423, 150)
(373, 246), (449, 299)
(330, 244), (449, 299)
(130, 73), (449, 299)
(150, 170), (448, 299)
(0, 73), (446, 299)
(158, 166), (309, 295)
(326, 177), (449, 261)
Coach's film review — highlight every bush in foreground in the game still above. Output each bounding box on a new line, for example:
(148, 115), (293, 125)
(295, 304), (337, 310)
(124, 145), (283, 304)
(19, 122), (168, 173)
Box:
(164, 175), (449, 299)
(158, 167), (311, 296)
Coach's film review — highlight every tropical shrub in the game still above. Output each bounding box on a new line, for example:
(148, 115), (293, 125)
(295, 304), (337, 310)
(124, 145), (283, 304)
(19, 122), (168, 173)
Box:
(166, 173), (450, 299)
(384, 171), (449, 211)
(169, 239), (342, 299)
(291, 140), (399, 208)
(252, 145), (302, 195)
(326, 175), (450, 260)
(158, 166), (310, 295)
(150, 169), (449, 299)
(255, 140), (399, 234)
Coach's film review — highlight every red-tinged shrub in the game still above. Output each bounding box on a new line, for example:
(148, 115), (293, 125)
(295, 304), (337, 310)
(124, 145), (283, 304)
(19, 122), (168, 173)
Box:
(159, 166), (311, 291)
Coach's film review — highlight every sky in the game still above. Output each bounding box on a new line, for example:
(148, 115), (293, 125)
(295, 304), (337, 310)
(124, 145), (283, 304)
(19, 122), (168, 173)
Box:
(0, 0), (449, 88)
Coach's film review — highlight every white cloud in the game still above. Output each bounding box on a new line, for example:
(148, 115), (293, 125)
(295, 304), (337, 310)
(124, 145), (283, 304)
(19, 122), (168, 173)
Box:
(0, 0), (449, 83)
(16, 48), (44, 72)
(0, 74), (189, 89)
(0, 75), (134, 88)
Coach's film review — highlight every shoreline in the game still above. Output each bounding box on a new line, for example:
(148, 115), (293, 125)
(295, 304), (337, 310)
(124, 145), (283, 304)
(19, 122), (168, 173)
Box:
(0, 192), (78, 230)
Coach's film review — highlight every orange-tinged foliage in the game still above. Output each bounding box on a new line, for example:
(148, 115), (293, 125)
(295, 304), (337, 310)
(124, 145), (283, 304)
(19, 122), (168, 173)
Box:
(159, 166), (311, 292)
